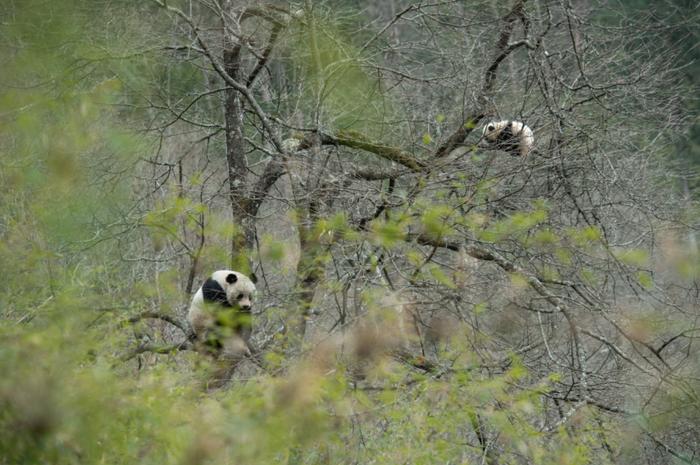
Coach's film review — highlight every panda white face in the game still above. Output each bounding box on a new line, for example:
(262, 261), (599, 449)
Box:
(205, 270), (256, 311)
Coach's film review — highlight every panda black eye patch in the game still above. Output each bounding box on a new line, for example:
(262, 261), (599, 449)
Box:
(237, 293), (244, 300)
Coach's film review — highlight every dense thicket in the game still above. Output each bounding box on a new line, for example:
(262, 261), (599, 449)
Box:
(1, 1), (698, 464)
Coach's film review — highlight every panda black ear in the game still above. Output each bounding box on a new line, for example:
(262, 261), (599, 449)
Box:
(226, 273), (237, 284)
(249, 272), (258, 284)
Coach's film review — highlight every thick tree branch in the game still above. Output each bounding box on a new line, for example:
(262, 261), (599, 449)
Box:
(294, 131), (427, 172)
(121, 341), (193, 362)
(246, 23), (283, 87)
(480, 0), (527, 103)
(350, 167), (408, 180)
(127, 311), (193, 337)
(239, 5), (288, 26)
(245, 158), (286, 216)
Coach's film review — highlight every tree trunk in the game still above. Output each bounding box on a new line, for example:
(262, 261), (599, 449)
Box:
(222, 1), (255, 273)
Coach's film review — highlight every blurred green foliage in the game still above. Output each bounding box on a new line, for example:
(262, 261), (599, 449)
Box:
(2, 1), (128, 310)
(1, 1), (697, 465)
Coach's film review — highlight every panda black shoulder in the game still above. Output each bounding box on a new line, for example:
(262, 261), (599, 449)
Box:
(201, 277), (232, 307)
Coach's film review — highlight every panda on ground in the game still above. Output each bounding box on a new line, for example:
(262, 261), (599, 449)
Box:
(482, 120), (534, 157)
(187, 270), (257, 358)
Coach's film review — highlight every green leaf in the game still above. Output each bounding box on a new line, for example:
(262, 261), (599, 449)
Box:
(371, 219), (406, 248)
(429, 265), (456, 289)
(615, 248), (649, 267)
(420, 205), (454, 239)
(637, 271), (653, 288)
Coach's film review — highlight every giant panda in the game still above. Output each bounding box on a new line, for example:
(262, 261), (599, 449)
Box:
(187, 270), (257, 358)
(482, 120), (534, 157)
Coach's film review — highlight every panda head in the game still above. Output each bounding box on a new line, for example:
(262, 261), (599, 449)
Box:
(482, 120), (509, 143)
(481, 120), (534, 157)
(209, 270), (257, 311)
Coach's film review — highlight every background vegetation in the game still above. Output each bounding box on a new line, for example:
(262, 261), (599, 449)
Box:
(1, 0), (698, 464)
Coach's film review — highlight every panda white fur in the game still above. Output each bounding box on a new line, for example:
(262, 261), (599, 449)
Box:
(187, 270), (257, 357)
(482, 120), (534, 157)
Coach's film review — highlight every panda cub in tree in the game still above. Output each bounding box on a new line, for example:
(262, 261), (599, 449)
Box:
(187, 270), (257, 358)
(482, 120), (534, 157)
